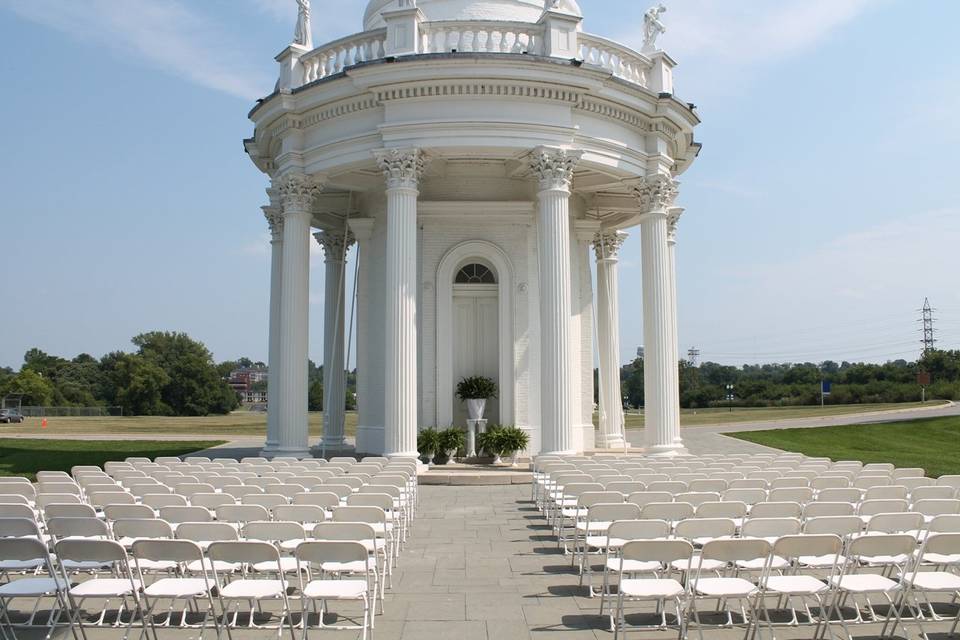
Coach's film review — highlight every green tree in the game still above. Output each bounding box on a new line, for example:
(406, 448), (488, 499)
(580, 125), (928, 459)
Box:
(308, 380), (324, 412)
(131, 331), (236, 416)
(1, 368), (56, 406)
(111, 354), (171, 415)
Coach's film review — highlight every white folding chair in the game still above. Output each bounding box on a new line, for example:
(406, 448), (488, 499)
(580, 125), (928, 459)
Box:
(55, 539), (144, 639)
(295, 541), (373, 640)
(207, 540), (295, 637)
(689, 538), (773, 638)
(131, 538), (220, 637)
(0, 536), (70, 638)
(598, 519), (672, 620)
(613, 539), (693, 640)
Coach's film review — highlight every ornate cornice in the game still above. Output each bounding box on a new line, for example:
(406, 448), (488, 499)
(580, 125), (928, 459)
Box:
(314, 230), (356, 261)
(633, 174), (678, 213)
(592, 230), (628, 261)
(529, 147), (582, 191)
(375, 81), (581, 104)
(276, 172), (324, 212)
(374, 148), (425, 190)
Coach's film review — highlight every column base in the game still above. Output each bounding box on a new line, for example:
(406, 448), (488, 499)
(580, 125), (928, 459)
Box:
(260, 444), (278, 456)
(387, 451), (420, 459)
(645, 443), (690, 456)
(596, 434), (627, 449)
(310, 441), (353, 458)
(539, 449), (577, 456)
(270, 447), (312, 459)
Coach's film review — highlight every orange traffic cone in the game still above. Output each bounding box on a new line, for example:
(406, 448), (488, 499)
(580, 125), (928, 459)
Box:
(41, 418), (48, 429)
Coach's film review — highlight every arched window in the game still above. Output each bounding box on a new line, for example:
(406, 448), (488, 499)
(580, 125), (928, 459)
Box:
(454, 263), (497, 284)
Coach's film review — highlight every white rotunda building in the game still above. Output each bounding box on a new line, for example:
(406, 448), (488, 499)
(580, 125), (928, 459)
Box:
(245, 0), (701, 458)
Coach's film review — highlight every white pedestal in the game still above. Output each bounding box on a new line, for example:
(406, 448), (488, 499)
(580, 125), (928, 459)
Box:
(466, 418), (488, 457)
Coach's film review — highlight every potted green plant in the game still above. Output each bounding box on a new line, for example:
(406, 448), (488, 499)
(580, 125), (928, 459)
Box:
(437, 428), (466, 465)
(476, 424), (529, 465)
(417, 428), (441, 465)
(456, 375), (498, 420)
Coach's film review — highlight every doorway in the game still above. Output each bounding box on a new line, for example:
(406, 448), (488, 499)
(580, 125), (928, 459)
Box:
(451, 263), (500, 426)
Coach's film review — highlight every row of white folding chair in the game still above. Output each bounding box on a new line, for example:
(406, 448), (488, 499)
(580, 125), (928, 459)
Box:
(0, 525), (377, 640)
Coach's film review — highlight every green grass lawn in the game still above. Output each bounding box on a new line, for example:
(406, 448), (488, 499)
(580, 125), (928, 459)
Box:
(0, 439), (226, 480)
(728, 416), (960, 478)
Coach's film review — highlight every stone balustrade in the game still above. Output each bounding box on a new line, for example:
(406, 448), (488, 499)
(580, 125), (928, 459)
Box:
(420, 20), (544, 55)
(301, 29), (388, 83)
(290, 24), (654, 90)
(578, 33), (651, 87)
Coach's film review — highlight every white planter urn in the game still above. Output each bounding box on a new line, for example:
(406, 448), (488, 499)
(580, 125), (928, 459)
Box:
(445, 448), (458, 464)
(466, 398), (487, 420)
(492, 453), (503, 465)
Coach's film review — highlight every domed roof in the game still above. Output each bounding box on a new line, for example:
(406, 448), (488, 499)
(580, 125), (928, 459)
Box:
(363, 0), (582, 31)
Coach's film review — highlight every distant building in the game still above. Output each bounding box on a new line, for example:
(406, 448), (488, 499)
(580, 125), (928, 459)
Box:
(228, 367), (268, 404)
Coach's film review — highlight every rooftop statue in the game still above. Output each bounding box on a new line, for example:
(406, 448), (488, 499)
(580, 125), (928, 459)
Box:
(294, 0), (313, 49)
(642, 3), (667, 53)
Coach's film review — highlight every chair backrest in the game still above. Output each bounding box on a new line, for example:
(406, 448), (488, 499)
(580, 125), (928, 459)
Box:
(113, 518), (174, 540)
(772, 533), (842, 565)
(0, 537), (54, 570)
(242, 494), (288, 509)
(311, 521), (377, 542)
(728, 479), (768, 490)
(0, 516), (42, 537)
(910, 486), (955, 501)
(190, 493), (236, 509)
(626, 491), (673, 507)
(55, 538), (129, 564)
(803, 502), (855, 518)
(88, 491), (135, 507)
(273, 504), (326, 524)
(767, 488), (813, 504)
(346, 493), (394, 510)
(0, 483), (36, 498)
(740, 517), (801, 538)
(816, 488), (860, 504)
(750, 501), (802, 519)
(845, 533), (916, 566)
(577, 491), (624, 508)
(159, 506), (213, 524)
(142, 494), (188, 509)
(207, 540), (281, 570)
(864, 485), (908, 501)
(695, 501), (748, 520)
(242, 520), (306, 542)
(131, 538), (205, 566)
(866, 512), (925, 534)
(640, 502), (694, 522)
(606, 519), (671, 541)
(674, 492), (721, 507)
(914, 499), (960, 517)
(175, 522), (239, 543)
(585, 502), (641, 524)
(0, 503), (38, 519)
(36, 494), (82, 507)
(700, 537), (772, 565)
(621, 539), (693, 569)
(215, 504), (270, 524)
(858, 499), (908, 516)
(812, 477), (850, 491)
(802, 515), (864, 536)
(295, 539), (369, 569)
(917, 532), (960, 560)
(722, 488), (767, 505)
(37, 482), (82, 495)
(647, 481), (688, 494)
(936, 475), (960, 490)
(332, 505), (386, 524)
(674, 517), (737, 542)
(292, 492), (341, 508)
(47, 516), (110, 539)
(103, 504), (156, 520)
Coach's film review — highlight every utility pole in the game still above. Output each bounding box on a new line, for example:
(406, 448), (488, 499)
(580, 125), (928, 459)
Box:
(687, 347), (700, 366)
(920, 298), (936, 357)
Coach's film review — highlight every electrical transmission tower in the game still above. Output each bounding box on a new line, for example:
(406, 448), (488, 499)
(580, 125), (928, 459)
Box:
(920, 297), (936, 356)
(687, 347), (700, 366)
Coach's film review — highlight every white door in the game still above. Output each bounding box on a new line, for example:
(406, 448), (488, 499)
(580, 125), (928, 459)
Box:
(452, 285), (499, 426)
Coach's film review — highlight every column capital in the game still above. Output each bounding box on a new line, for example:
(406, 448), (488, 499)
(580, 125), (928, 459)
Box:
(633, 174), (679, 214)
(667, 206), (684, 244)
(347, 217), (375, 242)
(276, 172), (325, 212)
(374, 148), (425, 190)
(263, 206), (284, 240)
(592, 230), (628, 261)
(529, 147), (582, 192)
(313, 229), (356, 262)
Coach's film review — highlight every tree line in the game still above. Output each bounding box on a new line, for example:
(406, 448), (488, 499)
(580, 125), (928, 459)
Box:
(619, 349), (960, 409)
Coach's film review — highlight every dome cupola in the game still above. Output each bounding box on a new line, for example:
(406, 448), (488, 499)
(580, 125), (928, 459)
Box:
(363, 0), (582, 31)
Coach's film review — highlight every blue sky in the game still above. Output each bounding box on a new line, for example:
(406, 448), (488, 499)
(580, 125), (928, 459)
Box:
(0, 0), (957, 370)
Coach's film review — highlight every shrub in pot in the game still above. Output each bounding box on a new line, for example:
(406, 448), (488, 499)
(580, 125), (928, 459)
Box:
(417, 428), (441, 465)
(477, 424), (529, 464)
(455, 376), (498, 420)
(437, 428), (466, 465)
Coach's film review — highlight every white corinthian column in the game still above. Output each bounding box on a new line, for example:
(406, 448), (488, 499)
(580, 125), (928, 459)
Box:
(530, 147), (582, 455)
(635, 174), (686, 455)
(667, 207), (685, 449)
(593, 230), (628, 449)
(275, 172), (323, 458)
(314, 229), (355, 451)
(374, 148), (424, 459)
(262, 189), (283, 455)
